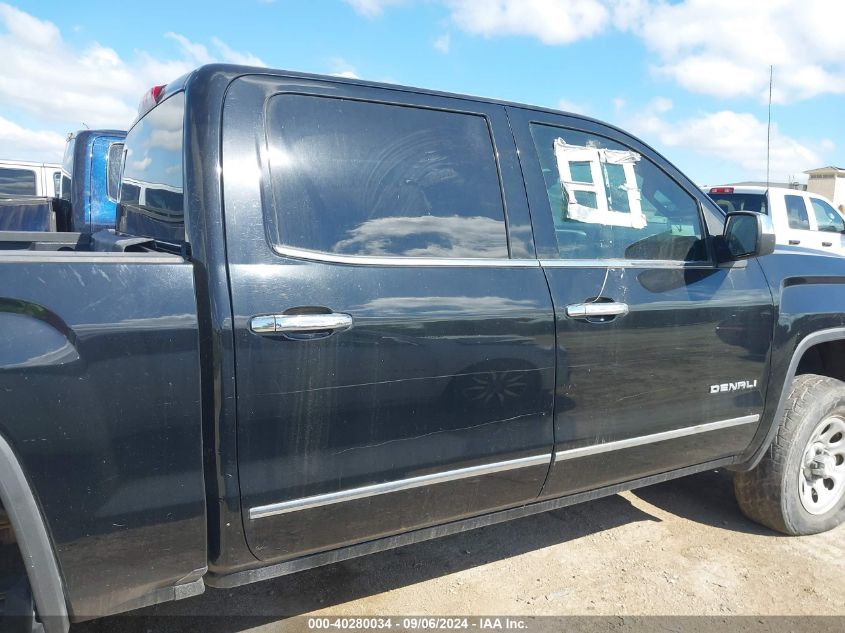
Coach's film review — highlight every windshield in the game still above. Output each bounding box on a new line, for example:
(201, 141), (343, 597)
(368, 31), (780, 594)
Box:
(708, 192), (767, 215)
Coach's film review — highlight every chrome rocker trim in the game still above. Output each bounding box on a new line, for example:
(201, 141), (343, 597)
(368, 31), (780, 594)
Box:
(249, 453), (552, 520)
(554, 415), (760, 461)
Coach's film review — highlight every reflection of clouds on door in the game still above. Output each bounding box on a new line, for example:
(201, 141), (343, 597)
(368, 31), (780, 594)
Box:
(332, 214), (508, 257)
(353, 295), (539, 317)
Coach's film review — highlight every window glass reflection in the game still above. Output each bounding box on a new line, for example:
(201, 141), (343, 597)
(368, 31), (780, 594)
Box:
(266, 94), (509, 258)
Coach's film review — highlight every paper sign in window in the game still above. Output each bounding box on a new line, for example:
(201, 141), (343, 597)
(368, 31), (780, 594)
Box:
(553, 139), (645, 229)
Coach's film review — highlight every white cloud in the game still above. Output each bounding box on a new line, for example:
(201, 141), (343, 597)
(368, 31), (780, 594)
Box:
(0, 4), (264, 160)
(346, 0), (845, 104)
(444, 0), (609, 45)
(649, 96), (672, 114)
(433, 33), (450, 53)
(211, 37), (266, 67)
(621, 0), (845, 104)
(344, 0), (407, 17)
(329, 57), (361, 79)
(557, 98), (586, 115)
(165, 32), (213, 65)
(0, 115), (66, 161)
(348, 0), (610, 45)
(629, 101), (827, 182)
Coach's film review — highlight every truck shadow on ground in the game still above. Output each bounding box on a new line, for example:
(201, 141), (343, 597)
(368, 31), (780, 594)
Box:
(72, 494), (655, 633)
(71, 469), (764, 633)
(630, 468), (777, 537)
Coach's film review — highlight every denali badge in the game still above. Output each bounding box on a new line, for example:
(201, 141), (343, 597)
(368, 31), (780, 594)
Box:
(710, 380), (758, 394)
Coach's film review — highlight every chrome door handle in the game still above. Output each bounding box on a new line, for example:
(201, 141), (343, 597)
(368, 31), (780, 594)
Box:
(788, 239), (800, 245)
(250, 313), (353, 334)
(566, 302), (629, 319)
(823, 241), (833, 247)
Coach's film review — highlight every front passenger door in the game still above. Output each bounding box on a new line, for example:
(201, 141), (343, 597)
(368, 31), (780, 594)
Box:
(508, 107), (774, 497)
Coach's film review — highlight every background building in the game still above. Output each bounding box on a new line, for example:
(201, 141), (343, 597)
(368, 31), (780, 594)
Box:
(806, 166), (845, 210)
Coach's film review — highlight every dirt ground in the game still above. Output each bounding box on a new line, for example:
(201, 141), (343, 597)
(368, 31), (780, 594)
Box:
(72, 468), (845, 632)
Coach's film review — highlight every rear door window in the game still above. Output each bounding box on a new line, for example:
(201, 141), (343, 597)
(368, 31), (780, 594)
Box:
(264, 94), (509, 259)
(784, 195), (811, 230)
(0, 168), (37, 196)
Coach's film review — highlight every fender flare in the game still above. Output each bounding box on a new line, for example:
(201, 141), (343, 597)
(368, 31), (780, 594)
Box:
(0, 434), (69, 633)
(742, 326), (845, 470)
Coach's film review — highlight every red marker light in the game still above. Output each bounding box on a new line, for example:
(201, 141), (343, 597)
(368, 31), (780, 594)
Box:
(138, 84), (167, 115)
(709, 187), (734, 194)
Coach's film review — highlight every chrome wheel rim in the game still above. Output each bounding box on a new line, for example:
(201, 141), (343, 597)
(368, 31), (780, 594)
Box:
(799, 415), (845, 515)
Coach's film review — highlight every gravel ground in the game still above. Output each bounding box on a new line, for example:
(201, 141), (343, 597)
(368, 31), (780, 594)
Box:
(72, 468), (845, 632)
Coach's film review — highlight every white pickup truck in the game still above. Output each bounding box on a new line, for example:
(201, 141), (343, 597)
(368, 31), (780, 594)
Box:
(707, 185), (845, 256)
(0, 159), (61, 198)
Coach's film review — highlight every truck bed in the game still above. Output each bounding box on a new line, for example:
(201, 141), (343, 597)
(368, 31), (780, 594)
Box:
(0, 230), (171, 255)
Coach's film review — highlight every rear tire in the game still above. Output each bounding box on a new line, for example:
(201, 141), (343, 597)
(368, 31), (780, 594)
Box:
(734, 373), (845, 535)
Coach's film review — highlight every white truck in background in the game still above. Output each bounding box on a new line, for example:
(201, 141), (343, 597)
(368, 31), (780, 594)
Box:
(0, 159), (61, 198)
(708, 185), (845, 256)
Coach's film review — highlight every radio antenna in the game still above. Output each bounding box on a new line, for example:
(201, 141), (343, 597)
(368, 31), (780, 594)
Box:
(766, 65), (773, 188)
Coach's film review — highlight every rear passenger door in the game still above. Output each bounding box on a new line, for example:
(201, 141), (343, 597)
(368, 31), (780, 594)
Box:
(223, 77), (556, 562)
(508, 108), (774, 496)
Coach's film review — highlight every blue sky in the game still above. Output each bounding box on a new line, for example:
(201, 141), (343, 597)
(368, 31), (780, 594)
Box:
(1, 0), (842, 185)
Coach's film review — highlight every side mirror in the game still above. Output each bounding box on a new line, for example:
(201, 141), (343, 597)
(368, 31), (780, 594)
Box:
(723, 211), (776, 260)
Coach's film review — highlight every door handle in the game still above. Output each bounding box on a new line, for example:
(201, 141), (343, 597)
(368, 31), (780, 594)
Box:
(823, 241), (833, 247)
(250, 313), (353, 334)
(788, 239), (800, 245)
(566, 302), (629, 319)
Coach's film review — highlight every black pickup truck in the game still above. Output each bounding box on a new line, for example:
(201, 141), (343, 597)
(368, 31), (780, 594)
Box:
(2, 64), (845, 632)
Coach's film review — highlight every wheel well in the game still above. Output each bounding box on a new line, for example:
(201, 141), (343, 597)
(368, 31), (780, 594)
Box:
(795, 339), (845, 383)
(0, 500), (30, 609)
(0, 436), (69, 632)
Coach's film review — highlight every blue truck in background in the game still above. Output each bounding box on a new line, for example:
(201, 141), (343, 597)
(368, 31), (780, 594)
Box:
(0, 130), (126, 234)
(60, 129), (126, 232)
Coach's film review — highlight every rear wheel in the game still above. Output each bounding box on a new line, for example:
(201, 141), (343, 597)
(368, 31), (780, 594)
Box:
(734, 374), (845, 535)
